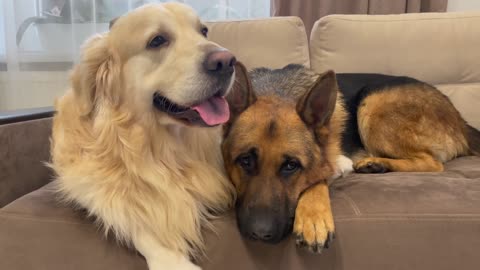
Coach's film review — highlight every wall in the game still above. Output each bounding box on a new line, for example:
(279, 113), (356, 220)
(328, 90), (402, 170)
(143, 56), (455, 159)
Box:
(448, 0), (480, 12)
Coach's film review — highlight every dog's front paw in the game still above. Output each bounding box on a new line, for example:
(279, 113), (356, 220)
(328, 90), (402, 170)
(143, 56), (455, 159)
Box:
(293, 184), (335, 254)
(354, 158), (389, 173)
(329, 155), (354, 181)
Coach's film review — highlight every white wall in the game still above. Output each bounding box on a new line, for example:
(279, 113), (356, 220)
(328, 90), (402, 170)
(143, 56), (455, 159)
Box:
(448, 0), (480, 12)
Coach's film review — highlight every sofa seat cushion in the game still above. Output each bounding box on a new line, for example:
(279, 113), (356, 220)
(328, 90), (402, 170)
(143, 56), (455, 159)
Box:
(1, 157), (480, 270)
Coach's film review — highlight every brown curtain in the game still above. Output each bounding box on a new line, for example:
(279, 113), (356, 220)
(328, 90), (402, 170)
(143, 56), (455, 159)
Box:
(271, 0), (448, 37)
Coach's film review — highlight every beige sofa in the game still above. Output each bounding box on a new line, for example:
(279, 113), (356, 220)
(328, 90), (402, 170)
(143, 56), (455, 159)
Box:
(1, 12), (480, 270)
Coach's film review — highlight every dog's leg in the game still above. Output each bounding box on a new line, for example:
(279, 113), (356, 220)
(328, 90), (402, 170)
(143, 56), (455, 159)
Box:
(354, 152), (443, 173)
(294, 181), (335, 253)
(134, 233), (201, 270)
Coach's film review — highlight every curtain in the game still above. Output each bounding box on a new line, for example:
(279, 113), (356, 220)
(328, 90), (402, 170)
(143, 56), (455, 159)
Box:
(0, 0), (271, 111)
(271, 0), (448, 38)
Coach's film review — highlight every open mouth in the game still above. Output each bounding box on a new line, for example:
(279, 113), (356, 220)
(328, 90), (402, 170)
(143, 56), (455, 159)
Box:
(153, 92), (230, 127)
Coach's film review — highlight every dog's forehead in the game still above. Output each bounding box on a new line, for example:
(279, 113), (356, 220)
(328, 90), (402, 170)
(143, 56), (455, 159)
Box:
(239, 98), (307, 134)
(137, 3), (200, 26)
(115, 3), (200, 31)
(163, 2), (200, 21)
(229, 98), (315, 160)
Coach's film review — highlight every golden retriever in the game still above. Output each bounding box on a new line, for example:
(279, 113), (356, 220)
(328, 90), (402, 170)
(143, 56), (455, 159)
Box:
(50, 3), (236, 269)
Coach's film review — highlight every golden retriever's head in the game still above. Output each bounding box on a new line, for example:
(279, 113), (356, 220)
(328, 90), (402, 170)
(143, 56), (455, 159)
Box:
(222, 66), (338, 243)
(72, 3), (235, 127)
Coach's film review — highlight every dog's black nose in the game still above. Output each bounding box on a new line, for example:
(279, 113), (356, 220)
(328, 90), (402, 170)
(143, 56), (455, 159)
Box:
(204, 50), (236, 75)
(243, 209), (280, 243)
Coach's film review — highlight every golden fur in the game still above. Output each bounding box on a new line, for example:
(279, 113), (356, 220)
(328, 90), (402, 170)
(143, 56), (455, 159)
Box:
(50, 3), (234, 270)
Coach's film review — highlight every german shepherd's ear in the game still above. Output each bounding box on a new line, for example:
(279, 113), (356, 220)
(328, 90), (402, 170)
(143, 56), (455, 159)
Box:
(224, 61), (256, 136)
(71, 34), (121, 116)
(296, 70), (338, 130)
(226, 61), (256, 119)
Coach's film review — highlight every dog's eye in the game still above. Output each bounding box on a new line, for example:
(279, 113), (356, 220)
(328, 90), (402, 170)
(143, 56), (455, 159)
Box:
(201, 27), (208, 37)
(148, 35), (168, 48)
(236, 152), (256, 174)
(280, 159), (301, 176)
(238, 155), (253, 170)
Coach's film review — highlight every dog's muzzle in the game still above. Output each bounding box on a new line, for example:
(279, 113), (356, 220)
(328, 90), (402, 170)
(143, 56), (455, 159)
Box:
(153, 88), (230, 127)
(153, 49), (236, 127)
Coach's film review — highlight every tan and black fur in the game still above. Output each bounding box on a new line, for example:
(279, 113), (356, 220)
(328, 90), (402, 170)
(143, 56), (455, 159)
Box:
(222, 63), (480, 253)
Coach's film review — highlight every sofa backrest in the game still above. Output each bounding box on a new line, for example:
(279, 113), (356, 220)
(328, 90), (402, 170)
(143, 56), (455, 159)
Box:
(309, 12), (480, 129)
(309, 12), (480, 84)
(206, 17), (310, 69)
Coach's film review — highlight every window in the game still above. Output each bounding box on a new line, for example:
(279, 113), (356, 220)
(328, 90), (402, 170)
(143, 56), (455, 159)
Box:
(0, 0), (270, 111)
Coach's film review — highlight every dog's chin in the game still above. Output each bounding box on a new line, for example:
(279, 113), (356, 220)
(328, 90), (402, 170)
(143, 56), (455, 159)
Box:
(153, 89), (230, 127)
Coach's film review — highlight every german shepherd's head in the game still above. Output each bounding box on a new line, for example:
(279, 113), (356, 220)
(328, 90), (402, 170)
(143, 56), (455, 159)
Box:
(223, 63), (341, 243)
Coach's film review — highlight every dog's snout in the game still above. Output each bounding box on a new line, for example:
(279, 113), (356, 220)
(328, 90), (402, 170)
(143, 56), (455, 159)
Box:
(204, 50), (236, 75)
(249, 218), (276, 241)
(239, 207), (284, 244)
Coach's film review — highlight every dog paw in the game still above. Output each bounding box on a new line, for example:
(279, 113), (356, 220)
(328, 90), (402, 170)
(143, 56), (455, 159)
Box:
(354, 158), (389, 173)
(293, 200), (335, 254)
(329, 155), (354, 181)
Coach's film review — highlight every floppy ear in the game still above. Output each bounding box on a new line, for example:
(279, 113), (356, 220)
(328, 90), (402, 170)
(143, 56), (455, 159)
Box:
(71, 34), (120, 116)
(296, 70), (338, 139)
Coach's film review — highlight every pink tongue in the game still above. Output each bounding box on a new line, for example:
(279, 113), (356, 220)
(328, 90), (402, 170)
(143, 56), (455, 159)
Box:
(192, 96), (230, 126)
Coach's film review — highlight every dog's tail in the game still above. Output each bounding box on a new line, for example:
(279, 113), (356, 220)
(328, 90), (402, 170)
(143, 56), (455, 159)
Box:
(467, 124), (480, 156)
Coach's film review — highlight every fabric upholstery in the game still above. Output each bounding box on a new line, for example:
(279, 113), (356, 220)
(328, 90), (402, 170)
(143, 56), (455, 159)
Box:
(437, 83), (480, 130)
(206, 17), (310, 69)
(309, 12), (480, 85)
(0, 118), (53, 207)
(1, 157), (479, 270)
(271, 0), (448, 38)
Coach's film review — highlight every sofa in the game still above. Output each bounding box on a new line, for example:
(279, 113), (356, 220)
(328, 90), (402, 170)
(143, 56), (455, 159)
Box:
(1, 12), (480, 270)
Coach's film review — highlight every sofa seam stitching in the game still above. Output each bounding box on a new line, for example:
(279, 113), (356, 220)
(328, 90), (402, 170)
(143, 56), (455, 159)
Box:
(336, 192), (362, 216)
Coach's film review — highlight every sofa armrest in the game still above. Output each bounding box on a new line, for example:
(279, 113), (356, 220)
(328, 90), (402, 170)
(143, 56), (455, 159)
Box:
(0, 107), (54, 207)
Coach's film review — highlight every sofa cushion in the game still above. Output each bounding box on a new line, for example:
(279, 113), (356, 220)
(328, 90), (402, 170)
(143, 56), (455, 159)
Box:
(1, 157), (479, 270)
(437, 83), (480, 130)
(0, 183), (147, 270)
(206, 17), (310, 69)
(309, 12), (480, 85)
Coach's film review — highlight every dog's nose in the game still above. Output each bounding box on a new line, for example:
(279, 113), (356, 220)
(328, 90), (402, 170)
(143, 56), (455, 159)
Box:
(245, 210), (279, 243)
(204, 50), (236, 75)
(250, 221), (275, 241)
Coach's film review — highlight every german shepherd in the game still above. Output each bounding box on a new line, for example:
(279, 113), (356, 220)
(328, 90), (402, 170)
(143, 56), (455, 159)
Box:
(222, 63), (480, 253)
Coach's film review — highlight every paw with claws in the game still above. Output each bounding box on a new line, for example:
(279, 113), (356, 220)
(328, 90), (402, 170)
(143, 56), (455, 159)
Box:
(293, 183), (335, 253)
(354, 158), (389, 173)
